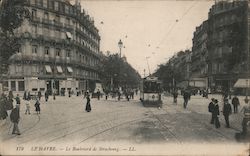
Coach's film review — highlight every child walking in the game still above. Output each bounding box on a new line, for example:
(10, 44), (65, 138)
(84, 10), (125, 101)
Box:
(34, 99), (40, 114)
(25, 99), (31, 115)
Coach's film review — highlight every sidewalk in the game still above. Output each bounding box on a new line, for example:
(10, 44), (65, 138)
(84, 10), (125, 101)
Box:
(163, 94), (245, 133)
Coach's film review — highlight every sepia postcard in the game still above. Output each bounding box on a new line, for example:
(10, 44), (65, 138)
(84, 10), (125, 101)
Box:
(0, 0), (250, 155)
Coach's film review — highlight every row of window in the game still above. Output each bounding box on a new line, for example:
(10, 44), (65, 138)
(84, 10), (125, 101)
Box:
(212, 63), (224, 74)
(212, 14), (239, 28)
(31, 45), (71, 57)
(30, 2), (99, 43)
(18, 44), (99, 66)
(29, 23), (99, 53)
(30, 0), (77, 16)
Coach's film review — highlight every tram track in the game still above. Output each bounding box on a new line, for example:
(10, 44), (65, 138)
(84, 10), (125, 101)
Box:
(162, 100), (233, 141)
(43, 111), (148, 146)
(16, 106), (141, 144)
(18, 105), (147, 145)
(75, 116), (149, 145)
(0, 103), (137, 145)
(147, 108), (182, 144)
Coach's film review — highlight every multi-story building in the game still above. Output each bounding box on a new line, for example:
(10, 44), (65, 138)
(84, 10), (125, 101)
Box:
(207, 0), (247, 92)
(2, 0), (102, 94)
(168, 50), (191, 89)
(190, 20), (208, 88)
(191, 0), (249, 92)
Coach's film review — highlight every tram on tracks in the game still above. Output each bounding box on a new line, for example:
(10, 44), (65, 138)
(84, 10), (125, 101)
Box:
(140, 76), (162, 107)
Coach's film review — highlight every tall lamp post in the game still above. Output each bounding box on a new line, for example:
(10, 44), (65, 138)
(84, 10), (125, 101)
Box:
(118, 39), (123, 90)
(118, 39), (123, 58)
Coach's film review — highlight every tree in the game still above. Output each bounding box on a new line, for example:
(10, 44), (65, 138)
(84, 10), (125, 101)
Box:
(100, 54), (141, 91)
(153, 62), (182, 91)
(0, 0), (30, 75)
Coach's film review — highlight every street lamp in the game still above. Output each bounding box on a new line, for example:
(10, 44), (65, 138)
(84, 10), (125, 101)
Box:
(118, 39), (123, 58)
(118, 39), (123, 91)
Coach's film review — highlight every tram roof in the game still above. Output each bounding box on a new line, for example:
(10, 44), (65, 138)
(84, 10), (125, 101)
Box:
(143, 76), (161, 82)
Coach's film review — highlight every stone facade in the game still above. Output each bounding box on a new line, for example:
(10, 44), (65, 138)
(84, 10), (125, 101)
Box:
(3, 0), (102, 95)
(191, 0), (249, 92)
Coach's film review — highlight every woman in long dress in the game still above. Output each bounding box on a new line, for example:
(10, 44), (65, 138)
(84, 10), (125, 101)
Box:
(34, 99), (40, 114)
(85, 94), (91, 112)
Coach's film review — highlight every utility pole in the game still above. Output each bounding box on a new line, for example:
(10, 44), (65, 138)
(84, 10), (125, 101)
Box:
(146, 57), (151, 76)
(245, 1), (250, 104)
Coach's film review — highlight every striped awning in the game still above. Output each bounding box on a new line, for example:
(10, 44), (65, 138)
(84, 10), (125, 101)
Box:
(67, 67), (73, 73)
(56, 66), (63, 73)
(66, 32), (72, 39)
(45, 65), (52, 73)
(234, 79), (250, 88)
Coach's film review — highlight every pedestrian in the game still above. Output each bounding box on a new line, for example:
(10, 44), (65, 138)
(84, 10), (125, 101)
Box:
(15, 94), (21, 106)
(68, 89), (71, 98)
(222, 99), (232, 128)
(232, 96), (240, 113)
(104, 90), (109, 100)
(130, 89), (133, 99)
(53, 89), (56, 100)
(6, 96), (14, 111)
(45, 90), (49, 102)
(183, 90), (190, 109)
(27, 91), (31, 100)
(212, 99), (220, 128)
(208, 98), (215, 124)
(34, 99), (40, 114)
(85, 94), (91, 112)
(25, 99), (31, 115)
(118, 91), (121, 101)
(10, 105), (21, 135)
(0, 94), (8, 120)
(240, 100), (250, 136)
(8, 91), (14, 100)
(23, 90), (27, 100)
(173, 91), (178, 104)
(38, 90), (42, 101)
(97, 89), (100, 100)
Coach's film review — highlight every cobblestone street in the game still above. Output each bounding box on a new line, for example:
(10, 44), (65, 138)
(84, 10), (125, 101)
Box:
(0, 94), (249, 155)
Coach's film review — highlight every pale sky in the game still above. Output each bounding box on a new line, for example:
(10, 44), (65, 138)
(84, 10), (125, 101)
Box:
(79, 0), (214, 76)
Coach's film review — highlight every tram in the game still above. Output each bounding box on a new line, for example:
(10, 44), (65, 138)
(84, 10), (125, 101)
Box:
(140, 76), (162, 107)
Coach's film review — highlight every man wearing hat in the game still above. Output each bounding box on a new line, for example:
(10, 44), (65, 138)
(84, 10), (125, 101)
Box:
(212, 99), (220, 128)
(10, 104), (21, 135)
(223, 99), (232, 128)
(208, 98), (215, 124)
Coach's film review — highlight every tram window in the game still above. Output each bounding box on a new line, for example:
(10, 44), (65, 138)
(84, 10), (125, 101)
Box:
(143, 81), (161, 93)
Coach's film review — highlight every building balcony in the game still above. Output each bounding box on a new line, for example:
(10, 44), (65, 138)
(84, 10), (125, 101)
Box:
(41, 18), (53, 25)
(64, 23), (74, 29)
(31, 17), (40, 23)
(54, 21), (63, 27)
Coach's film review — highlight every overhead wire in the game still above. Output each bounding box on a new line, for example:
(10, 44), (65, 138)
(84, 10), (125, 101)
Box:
(156, 1), (199, 50)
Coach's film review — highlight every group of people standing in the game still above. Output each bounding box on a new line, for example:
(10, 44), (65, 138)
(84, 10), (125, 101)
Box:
(208, 98), (232, 128)
(208, 95), (250, 136)
(0, 90), (46, 136)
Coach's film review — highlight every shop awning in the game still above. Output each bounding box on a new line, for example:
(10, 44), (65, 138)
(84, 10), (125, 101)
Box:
(67, 67), (73, 73)
(56, 66), (63, 73)
(234, 79), (250, 88)
(66, 32), (72, 39)
(176, 81), (189, 88)
(189, 80), (206, 88)
(45, 65), (52, 73)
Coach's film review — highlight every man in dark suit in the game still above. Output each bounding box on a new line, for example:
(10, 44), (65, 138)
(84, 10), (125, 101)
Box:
(10, 105), (20, 135)
(213, 99), (220, 128)
(223, 99), (232, 128)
